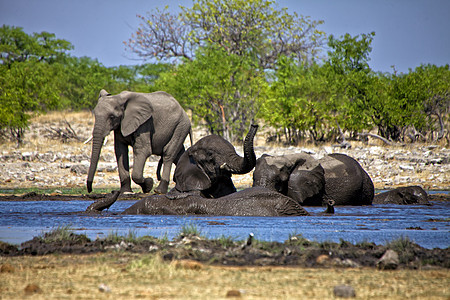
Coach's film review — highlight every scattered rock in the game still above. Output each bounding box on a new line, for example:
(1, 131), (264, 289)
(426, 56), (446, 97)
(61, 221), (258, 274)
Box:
(24, 283), (42, 294)
(376, 249), (399, 270)
(172, 260), (203, 270)
(316, 254), (330, 265)
(70, 164), (88, 175)
(226, 289), (242, 297)
(98, 283), (111, 293)
(333, 285), (356, 298)
(1, 263), (15, 273)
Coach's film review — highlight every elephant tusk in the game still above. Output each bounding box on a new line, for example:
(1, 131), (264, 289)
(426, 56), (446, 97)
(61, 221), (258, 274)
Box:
(84, 136), (93, 144)
(220, 163), (228, 169)
(84, 136), (107, 146)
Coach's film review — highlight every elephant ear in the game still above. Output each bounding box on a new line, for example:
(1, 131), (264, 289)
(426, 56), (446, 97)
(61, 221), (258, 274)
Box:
(99, 89), (111, 98)
(174, 153), (211, 192)
(120, 93), (154, 137)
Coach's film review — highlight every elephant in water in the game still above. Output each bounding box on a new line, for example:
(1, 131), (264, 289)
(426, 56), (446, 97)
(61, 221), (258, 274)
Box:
(373, 186), (430, 205)
(253, 152), (374, 206)
(171, 124), (259, 198)
(86, 188), (310, 217)
(86, 90), (192, 194)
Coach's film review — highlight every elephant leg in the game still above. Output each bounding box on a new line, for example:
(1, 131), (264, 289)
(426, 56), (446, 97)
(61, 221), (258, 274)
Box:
(154, 157), (172, 194)
(131, 150), (153, 193)
(154, 143), (185, 194)
(115, 139), (132, 193)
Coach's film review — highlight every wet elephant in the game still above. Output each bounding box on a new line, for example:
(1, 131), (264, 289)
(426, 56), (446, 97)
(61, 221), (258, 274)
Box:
(253, 153), (374, 206)
(172, 124), (258, 198)
(373, 186), (430, 205)
(86, 188), (310, 217)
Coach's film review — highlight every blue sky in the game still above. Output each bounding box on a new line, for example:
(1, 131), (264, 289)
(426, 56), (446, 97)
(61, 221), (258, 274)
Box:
(1, 0), (449, 73)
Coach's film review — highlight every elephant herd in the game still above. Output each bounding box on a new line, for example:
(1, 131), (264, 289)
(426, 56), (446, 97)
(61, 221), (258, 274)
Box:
(85, 90), (430, 216)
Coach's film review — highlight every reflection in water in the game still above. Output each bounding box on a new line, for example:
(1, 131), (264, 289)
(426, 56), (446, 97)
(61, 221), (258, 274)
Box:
(0, 200), (448, 249)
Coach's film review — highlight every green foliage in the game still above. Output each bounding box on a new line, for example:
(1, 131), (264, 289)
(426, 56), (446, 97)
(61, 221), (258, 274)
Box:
(39, 225), (89, 244)
(157, 45), (266, 140)
(179, 223), (203, 237)
(260, 57), (333, 143)
(128, 0), (325, 139)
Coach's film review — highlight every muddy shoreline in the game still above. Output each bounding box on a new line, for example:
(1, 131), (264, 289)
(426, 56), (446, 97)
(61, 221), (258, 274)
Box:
(1, 227), (449, 270)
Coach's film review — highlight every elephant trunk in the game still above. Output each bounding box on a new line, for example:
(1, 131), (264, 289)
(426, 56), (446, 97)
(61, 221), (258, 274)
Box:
(222, 124), (258, 174)
(86, 126), (105, 193)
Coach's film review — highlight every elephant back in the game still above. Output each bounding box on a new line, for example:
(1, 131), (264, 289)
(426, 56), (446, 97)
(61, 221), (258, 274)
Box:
(319, 153), (374, 205)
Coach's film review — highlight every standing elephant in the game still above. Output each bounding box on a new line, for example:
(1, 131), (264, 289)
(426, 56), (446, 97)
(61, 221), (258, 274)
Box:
(86, 90), (191, 194)
(171, 124), (258, 198)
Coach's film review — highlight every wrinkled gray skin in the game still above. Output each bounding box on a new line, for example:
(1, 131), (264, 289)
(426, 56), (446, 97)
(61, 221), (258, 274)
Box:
(87, 188), (310, 217)
(253, 153), (374, 206)
(87, 90), (191, 194)
(172, 124), (258, 198)
(373, 186), (430, 205)
(320, 153), (374, 206)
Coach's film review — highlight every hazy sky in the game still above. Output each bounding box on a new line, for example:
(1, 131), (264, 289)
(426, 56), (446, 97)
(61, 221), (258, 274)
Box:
(1, 0), (449, 73)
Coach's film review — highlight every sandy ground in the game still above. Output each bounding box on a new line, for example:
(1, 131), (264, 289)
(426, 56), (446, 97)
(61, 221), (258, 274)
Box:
(0, 111), (448, 192)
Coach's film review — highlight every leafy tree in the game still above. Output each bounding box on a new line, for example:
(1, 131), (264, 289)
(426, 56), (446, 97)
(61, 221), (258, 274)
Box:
(126, 0), (326, 139)
(260, 56), (333, 144)
(0, 25), (73, 67)
(325, 32), (378, 137)
(0, 61), (60, 144)
(0, 26), (72, 144)
(126, 0), (325, 68)
(157, 45), (265, 141)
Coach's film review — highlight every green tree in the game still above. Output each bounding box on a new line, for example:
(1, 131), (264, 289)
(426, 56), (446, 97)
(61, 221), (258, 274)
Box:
(157, 45), (265, 141)
(260, 56), (333, 144)
(325, 32), (378, 137)
(126, 0), (326, 139)
(0, 25), (72, 144)
(0, 25), (73, 67)
(0, 61), (60, 144)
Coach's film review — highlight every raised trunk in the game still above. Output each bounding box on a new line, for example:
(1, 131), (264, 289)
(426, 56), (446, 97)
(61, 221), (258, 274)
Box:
(86, 130), (105, 193)
(222, 124), (258, 174)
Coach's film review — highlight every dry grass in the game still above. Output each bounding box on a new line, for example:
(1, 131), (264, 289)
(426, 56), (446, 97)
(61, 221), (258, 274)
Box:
(0, 253), (449, 299)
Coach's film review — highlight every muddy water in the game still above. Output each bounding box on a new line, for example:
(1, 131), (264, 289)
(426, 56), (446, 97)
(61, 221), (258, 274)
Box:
(1, 199), (449, 249)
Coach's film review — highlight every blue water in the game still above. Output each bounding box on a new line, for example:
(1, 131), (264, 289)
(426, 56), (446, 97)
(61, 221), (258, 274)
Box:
(0, 200), (449, 249)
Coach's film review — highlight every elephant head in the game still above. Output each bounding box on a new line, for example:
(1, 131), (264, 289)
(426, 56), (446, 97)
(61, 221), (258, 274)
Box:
(173, 124), (259, 198)
(252, 152), (316, 195)
(86, 89), (155, 193)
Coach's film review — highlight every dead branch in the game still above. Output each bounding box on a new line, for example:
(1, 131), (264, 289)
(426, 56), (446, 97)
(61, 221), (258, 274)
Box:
(357, 132), (393, 146)
(44, 120), (82, 143)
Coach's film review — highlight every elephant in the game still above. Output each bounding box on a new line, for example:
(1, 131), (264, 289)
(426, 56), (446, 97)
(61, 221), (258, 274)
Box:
(253, 153), (374, 206)
(86, 188), (311, 216)
(373, 186), (431, 205)
(171, 124), (259, 199)
(86, 90), (191, 194)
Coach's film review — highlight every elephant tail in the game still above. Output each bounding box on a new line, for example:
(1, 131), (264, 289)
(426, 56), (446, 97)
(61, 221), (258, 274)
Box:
(188, 127), (194, 146)
(156, 157), (163, 181)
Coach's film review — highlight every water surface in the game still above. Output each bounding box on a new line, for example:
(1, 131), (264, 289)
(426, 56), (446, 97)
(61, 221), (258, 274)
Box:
(1, 200), (448, 249)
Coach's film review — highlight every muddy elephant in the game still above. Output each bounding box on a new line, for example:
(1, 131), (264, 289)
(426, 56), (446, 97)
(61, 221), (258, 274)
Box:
(373, 186), (430, 205)
(86, 90), (192, 194)
(172, 124), (258, 198)
(253, 153), (374, 206)
(86, 188), (310, 217)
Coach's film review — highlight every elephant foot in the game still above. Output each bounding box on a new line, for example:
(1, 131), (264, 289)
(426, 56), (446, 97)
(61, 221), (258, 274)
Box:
(154, 180), (169, 194)
(139, 178), (154, 193)
(120, 178), (133, 193)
